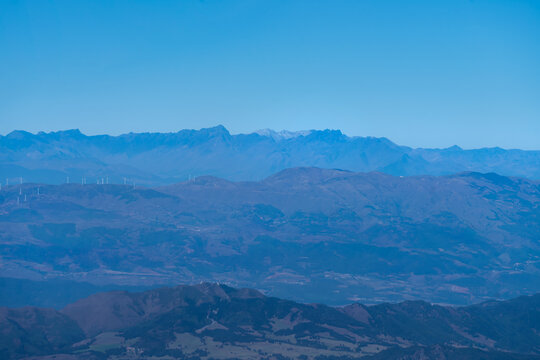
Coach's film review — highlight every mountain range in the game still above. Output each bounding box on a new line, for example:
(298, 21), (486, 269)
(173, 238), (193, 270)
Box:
(2, 283), (539, 360)
(1, 126), (540, 185)
(1, 167), (539, 307)
(2, 127), (540, 359)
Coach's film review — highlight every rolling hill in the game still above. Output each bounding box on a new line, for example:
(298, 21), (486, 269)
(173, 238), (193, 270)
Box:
(1, 167), (539, 306)
(1, 283), (539, 359)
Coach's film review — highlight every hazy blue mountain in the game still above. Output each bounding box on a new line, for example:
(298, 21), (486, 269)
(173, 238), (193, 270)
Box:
(1, 168), (539, 307)
(1, 284), (539, 359)
(1, 126), (539, 185)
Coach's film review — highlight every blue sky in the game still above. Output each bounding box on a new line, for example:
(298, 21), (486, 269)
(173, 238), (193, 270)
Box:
(1, 0), (539, 149)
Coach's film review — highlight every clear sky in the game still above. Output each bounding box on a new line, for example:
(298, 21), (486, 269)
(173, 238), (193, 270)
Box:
(1, 0), (539, 149)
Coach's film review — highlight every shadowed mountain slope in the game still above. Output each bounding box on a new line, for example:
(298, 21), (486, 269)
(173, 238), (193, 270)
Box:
(1, 284), (539, 359)
(0, 307), (84, 359)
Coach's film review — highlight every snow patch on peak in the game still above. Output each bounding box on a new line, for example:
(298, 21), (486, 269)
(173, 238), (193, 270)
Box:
(255, 129), (313, 141)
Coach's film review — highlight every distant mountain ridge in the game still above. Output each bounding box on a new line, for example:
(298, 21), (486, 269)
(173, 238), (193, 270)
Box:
(1, 283), (539, 360)
(1, 126), (539, 185)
